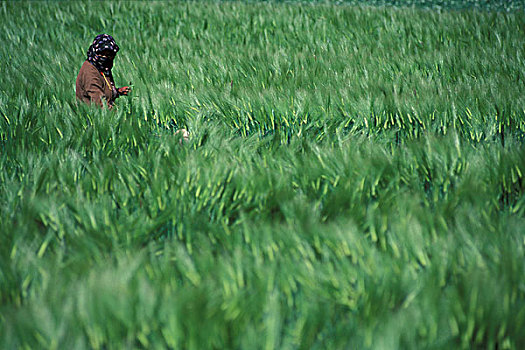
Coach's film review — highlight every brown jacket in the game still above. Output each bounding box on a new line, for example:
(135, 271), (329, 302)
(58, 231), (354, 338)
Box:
(76, 60), (118, 108)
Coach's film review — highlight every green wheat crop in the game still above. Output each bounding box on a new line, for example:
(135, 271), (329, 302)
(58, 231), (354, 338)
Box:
(1, 1), (524, 349)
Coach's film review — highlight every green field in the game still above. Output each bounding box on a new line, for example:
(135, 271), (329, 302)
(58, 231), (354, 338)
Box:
(1, 1), (525, 349)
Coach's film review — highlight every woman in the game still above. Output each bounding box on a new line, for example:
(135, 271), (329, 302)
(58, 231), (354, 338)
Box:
(76, 34), (188, 142)
(76, 34), (131, 108)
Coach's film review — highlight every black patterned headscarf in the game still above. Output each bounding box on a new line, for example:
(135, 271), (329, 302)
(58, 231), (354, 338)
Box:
(86, 34), (119, 80)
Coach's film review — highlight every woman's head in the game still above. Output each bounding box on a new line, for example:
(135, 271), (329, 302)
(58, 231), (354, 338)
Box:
(87, 34), (119, 74)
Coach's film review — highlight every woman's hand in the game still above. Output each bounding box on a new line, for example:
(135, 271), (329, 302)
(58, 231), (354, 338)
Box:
(118, 86), (131, 96)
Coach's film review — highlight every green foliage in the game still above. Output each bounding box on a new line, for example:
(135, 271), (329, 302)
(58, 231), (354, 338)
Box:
(1, 1), (524, 349)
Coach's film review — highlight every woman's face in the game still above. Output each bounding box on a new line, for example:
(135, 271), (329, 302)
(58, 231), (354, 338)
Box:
(96, 50), (116, 69)
(97, 49), (116, 59)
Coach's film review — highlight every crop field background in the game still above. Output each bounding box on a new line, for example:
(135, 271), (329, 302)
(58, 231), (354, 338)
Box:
(1, 1), (525, 349)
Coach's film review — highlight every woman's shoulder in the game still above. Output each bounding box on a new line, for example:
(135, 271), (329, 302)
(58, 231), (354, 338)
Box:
(79, 60), (99, 74)
(79, 61), (102, 80)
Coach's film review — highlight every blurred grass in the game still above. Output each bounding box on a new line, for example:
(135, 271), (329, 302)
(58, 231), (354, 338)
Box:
(1, 1), (524, 349)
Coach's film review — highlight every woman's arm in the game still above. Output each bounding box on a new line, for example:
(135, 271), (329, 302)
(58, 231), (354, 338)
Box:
(85, 77), (106, 107)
